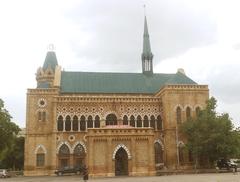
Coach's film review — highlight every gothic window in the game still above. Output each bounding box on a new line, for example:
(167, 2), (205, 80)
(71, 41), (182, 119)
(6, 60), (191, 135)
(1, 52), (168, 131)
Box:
(150, 115), (155, 129)
(74, 144), (85, 156)
(154, 142), (163, 164)
(136, 115), (142, 127)
(106, 114), (117, 126)
(143, 115), (149, 127)
(123, 115), (128, 125)
(94, 115), (100, 128)
(59, 144), (70, 156)
(156, 115), (162, 130)
(42, 111), (46, 122)
(80, 116), (86, 131)
(130, 115), (135, 127)
(186, 107), (191, 120)
(73, 115), (78, 131)
(195, 107), (201, 117)
(57, 115), (63, 131)
(87, 116), (93, 128)
(65, 115), (71, 131)
(36, 153), (45, 167)
(38, 111), (46, 122)
(176, 107), (182, 124)
(179, 146), (184, 164)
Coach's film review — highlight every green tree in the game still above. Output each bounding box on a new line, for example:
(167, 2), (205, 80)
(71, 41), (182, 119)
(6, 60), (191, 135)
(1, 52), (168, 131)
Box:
(181, 97), (240, 168)
(0, 98), (22, 169)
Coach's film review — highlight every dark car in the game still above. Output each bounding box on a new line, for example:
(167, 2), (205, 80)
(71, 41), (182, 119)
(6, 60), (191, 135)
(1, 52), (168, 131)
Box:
(216, 158), (237, 171)
(55, 166), (83, 176)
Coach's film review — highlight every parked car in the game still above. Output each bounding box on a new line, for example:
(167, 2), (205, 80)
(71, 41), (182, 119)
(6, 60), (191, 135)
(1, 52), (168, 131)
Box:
(216, 158), (237, 171)
(0, 169), (10, 178)
(55, 166), (83, 176)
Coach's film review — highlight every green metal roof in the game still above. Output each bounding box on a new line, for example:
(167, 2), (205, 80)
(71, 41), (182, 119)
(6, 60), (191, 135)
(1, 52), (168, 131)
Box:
(42, 51), (58, 72)
(60, 71), (197, 94)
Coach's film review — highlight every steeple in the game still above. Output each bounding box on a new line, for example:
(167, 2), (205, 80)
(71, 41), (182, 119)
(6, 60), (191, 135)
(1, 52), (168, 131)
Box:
(142, 15), (153, 75)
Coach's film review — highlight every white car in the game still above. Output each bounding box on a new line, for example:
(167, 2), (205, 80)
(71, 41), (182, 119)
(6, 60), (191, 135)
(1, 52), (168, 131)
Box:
(0, 169), (10, 178)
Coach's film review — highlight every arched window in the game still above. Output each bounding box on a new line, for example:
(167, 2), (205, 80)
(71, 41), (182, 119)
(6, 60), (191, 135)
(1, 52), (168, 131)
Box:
(106, 114), (117, 126)
(143, 115), (149, 127)
(154, 142), (164, 164)
(73, 115), (78, 131)
(195, 107), (201, 117)
(80, 116), (86, 131)
(176, 107), (182, 124)
(42, 111), (46, 122)
(65, 115), (71, 131)
(59, 144), (70, 155)
(186, 107), (191, 120)
(57, 116), (63, 131)
(58, 144), (70, 168)
(73, 144), (86, 168)
(130, 115), (135, 127)
(179, 146), (184, 164)
(87, 116), (93, 128)
(38, 111), (46, 122)
(157, 115), (163, 130)
(123, 115), (128, 125)
(150, 115), (155, 129)
(94, 115), (100, 128)
(136, 115), (142, 127)
(36, 146), (45, 167)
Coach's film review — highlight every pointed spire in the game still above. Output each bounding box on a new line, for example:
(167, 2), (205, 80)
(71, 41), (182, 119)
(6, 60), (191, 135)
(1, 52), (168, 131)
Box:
(142, 14), (153, 75)
(142, 16), (152, 56)
(42, 44), (58, 72)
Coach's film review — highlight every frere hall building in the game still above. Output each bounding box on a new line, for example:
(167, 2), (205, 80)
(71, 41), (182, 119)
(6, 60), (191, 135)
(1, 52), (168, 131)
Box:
(24, 16), (209, 176)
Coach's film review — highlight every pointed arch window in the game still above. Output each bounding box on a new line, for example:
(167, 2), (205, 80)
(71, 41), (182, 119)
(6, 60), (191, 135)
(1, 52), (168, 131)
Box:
(186, 107), (191, 120)
(58, 144), (70, 168)
(95, 115), (100, 128)
(80, 116), (86, 131)
(87, 116), (93, 128)
(130, 115), (135, 127)
(195, 107), (201, 117)
(73, 115), (78, 131)
(154, 142), (164, 164)
(106, 114), (117, 126)
(38, 111), (46, 122)
(143, 115), (149, 127)
(157, 115), (163, 130)
(57, 116), (63, 131)
(176, 107), (182, 124)
(136, 115), (142, 127)
(123, 115), (128, 125)
(65, 115), (71, 131)
(150, 115), (155, 129)
(36, 146), (46, 167)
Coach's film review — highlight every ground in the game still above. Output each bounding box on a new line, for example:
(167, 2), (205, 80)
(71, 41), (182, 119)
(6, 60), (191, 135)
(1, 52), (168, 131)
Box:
(3, 173), (240, 182)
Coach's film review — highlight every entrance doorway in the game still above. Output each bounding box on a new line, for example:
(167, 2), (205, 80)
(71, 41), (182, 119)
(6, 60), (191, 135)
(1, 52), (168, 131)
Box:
(115, 148), (128, 176)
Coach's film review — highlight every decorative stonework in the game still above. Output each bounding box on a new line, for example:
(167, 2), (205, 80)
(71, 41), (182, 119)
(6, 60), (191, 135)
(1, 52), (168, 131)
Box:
(154, 139), (164, 150)
(112, 144), (131, 160)
(34, 144), (47, 154)
(37, 98), (47, 108)
(68, 135), (75, 142)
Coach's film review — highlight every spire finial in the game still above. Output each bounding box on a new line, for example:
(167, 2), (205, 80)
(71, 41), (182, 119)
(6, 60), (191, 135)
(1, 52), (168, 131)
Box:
(47, 44), (56, 52)
(143, 4), (146, 16)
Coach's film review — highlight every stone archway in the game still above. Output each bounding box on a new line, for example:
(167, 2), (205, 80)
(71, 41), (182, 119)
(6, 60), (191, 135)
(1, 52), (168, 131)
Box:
(115, 147), (128, 176)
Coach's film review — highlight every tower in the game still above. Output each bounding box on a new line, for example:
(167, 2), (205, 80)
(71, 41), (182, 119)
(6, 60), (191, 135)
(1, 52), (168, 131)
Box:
(142, 16), (153, 75)
(36, 50), (58, 88)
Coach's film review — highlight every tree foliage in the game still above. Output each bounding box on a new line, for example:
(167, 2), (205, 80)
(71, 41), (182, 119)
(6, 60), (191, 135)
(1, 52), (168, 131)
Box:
(0, 98), (24, 170)
(181, 97), (240, 166)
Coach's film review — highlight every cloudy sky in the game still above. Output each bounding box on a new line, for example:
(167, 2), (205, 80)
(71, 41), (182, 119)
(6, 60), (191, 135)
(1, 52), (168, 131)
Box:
(0, 0), (239, 128)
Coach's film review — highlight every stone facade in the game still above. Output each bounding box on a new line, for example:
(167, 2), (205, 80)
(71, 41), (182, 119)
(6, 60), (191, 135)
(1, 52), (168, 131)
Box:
(24, 16), (209, 177)
(24, 74), (209, 176)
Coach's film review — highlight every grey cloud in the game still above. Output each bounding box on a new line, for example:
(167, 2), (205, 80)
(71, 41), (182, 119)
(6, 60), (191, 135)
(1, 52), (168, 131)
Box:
(63, 0), (217, 72)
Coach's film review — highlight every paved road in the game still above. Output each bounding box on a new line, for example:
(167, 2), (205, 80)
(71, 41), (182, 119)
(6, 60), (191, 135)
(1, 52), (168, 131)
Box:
(2, 173), (240, 182)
